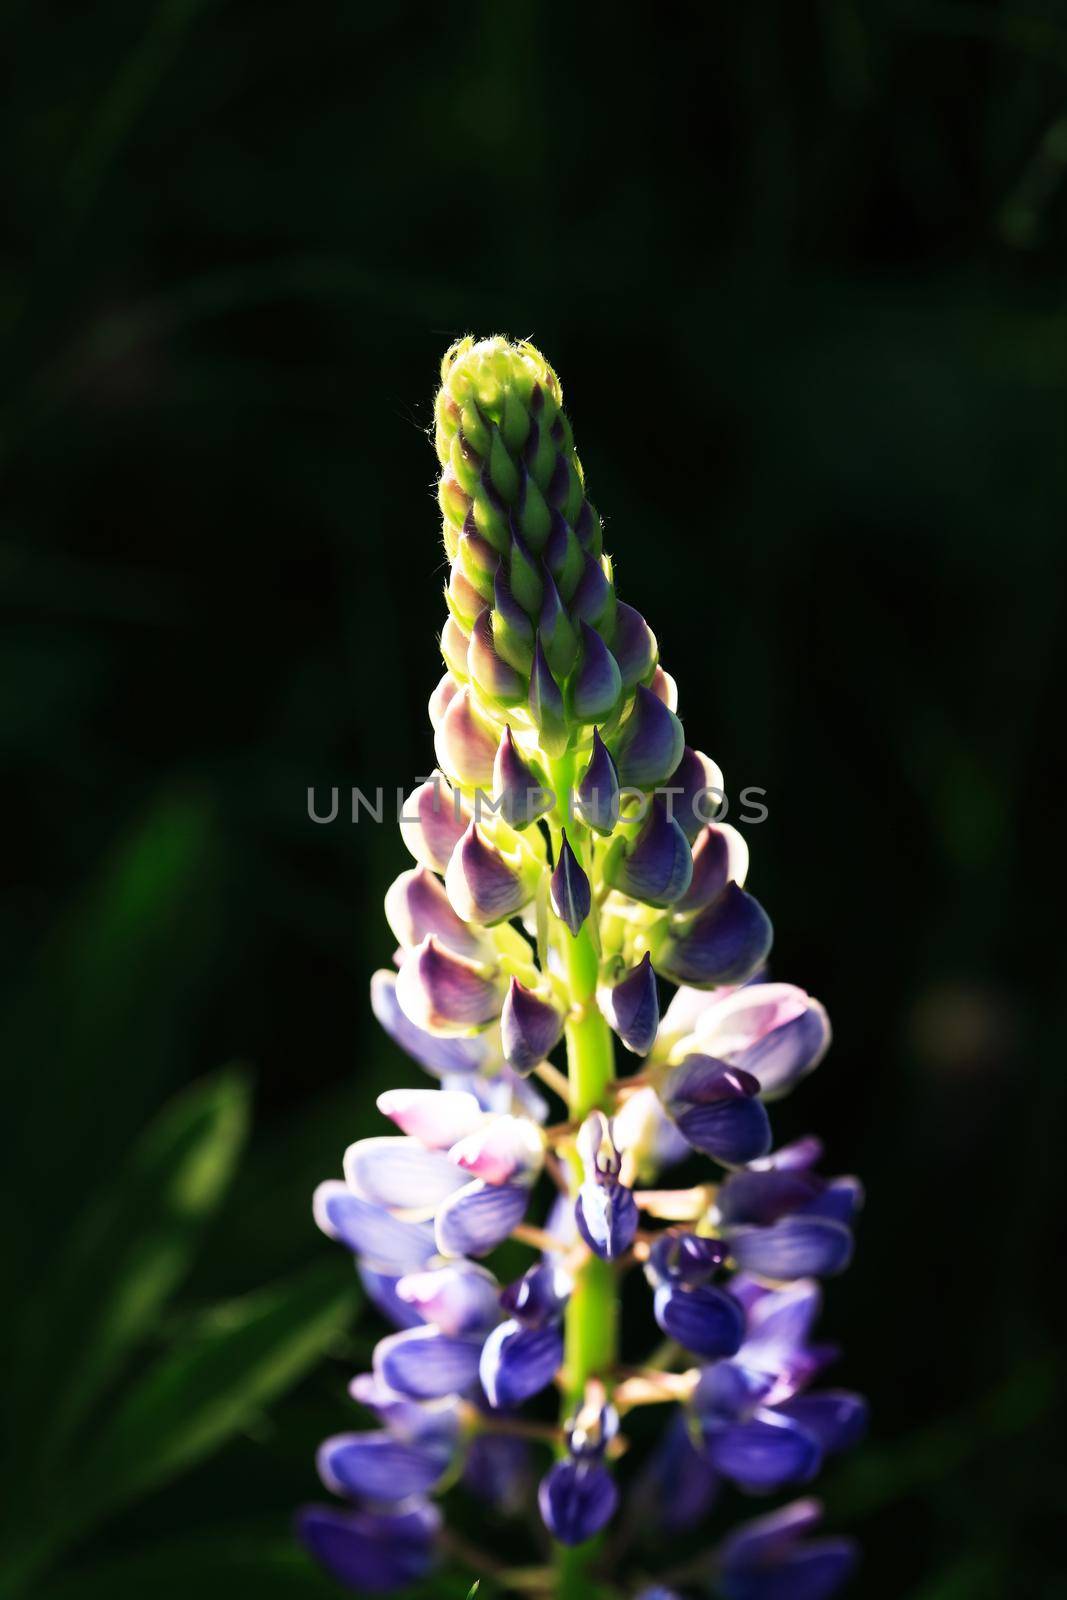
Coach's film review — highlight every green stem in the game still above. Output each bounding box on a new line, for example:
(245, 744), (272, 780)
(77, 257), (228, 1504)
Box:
(547, 753), (617, 1598)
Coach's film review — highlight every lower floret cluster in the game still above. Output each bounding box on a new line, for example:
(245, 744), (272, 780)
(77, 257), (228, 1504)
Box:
(298, 337), (863, 1598)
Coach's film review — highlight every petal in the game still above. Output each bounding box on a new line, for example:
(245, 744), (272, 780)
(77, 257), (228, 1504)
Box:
(671, 745), (726, 843)
(703, 1411), (822, 1492)
(611, 1085), (690, 1181)
(479, 1318), (564, 1408)
(374, 1326), (484, 1400)
(774, 1392), (868, 1455)
(576, 1180), (639, 1260)
(435, 1178), (530, 1257)
(538, 1458), (619, 1546)
(727, 1217), (854, 1280)
(575, 726), (621, 834)
(653, 1282), (746, 1359)
(398, 775), (468, 873)
(607, 684), (684, 789)
(445, 821), (535, 925)
(449, 1114), (545, 1185)
(395, 1262), (501, 1337)
(500, 1261), (573, 1328)
(297, 1502), (440, 1593)
(717, 1169), (825, 1228)
(317, 1431), (450, 1499)
(551, 830), (591, 935)
(434, 686), (499, 787)
(384, 865), (489, 958)
(671, 1094), (773, 1167)
(343, 1138), (470, 1213)
(606, 796), (693, 908)
(719, 1542), (859, 1600)
(462, 1431), (532, 1513)
(376, 1086), (486, 1148)
(371, 968), (504, 1077)
(313, 1183), (436, 1271)
(640, 1409), (720, 1535)
(358, 1265), (427, 1330)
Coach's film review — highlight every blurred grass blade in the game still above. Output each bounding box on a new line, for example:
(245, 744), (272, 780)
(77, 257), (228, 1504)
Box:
(80, 1263), (355, 1515)
(40, 1066), (253, 1460)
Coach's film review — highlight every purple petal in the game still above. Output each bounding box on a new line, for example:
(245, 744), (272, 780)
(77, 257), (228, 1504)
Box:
(719, 1542), (859, 1600)
(646, 1230), (728, 1287)
(435, 1178), (530, 1257)
(774, 1392), (868, 1455)
(313, 1183), (436, 1271)
(317, 1431), (451, 1499)
(571, 552), (613, 626)
(358, 1265), (427, 1329)
(462, 1430), (532, 1512)
(717, 1169), (825, 1228)
(374, 1326), (484, 1400)
(727, 1217), (854, 1280)
(539, 1458), (618, 1546)
(576, 1180), (639, 1260)
(343, 1137), (470, 1212)
(653, 1282), (746, 1359)
(479, 1318), (564, 1408)
(672, 1094), (773, 1166)
(501, 978), (565, 1072)
(297, 1502), (440, 1593)
(703, 1411), (822, 1492)
(434, 686), (499, 787)
(445, 821), (533, 925)
(499, 1261), (572, 1328)
(371, 969), (503, 1078)
(641, 1409), (720, 1534)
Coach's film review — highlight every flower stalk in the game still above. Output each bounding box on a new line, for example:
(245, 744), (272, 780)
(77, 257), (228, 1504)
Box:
(298, 338), (864, 1600)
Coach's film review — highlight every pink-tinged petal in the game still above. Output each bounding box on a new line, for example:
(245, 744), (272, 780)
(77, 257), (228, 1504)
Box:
(449, 1113), (545, 1185)
(395, 936), (504, 1035)
(343, 1137), (470, 1213)
(427, 673), (459, 730)
(395, 1262), (501, 1336)
(377, 1087), (485, 1148)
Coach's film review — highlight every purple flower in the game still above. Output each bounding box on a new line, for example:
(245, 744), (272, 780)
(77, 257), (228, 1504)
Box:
(715, 1498), (859, 1600)
(716, 1157), (862, 1280)
(297, 1502), (440, 1593)
(574, 1112), (639, 1261)
(538, 1399), (620, 1546)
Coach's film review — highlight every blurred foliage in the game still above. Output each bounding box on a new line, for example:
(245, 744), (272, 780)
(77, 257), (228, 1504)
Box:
(2, 0), (1064, 1594)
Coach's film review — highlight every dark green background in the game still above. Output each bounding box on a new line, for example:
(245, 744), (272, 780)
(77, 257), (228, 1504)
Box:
(2, 2), (1063, 1596)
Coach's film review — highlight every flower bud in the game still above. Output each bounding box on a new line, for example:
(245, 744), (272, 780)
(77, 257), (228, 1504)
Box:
(398, 775), (468, 873)
(435, 687), (499, 787)
(551, 830), (591, 936)
(575, 727), (621, 834)
(501, 977), (565, 1072)
(445, 820), (537, 925)
(671, 746), (727, 842)
(569, 621), (622, 723)
(607, 684), (684, 789)
(598, 951), (659, 1054)
(530, 635), (568, 757)
(610, 601), (657, 687)
(673, 823), (749, 914)
(571, 552), (614, 628)
(538, 572), (579, 678)
(395, 936), (503, 1035)
(604, 795), (693, 907)
(493, 726), (550, 829)
(654, 882), (773, 988)
(385, 865), (490, 958)
(468, 608), (526, 706)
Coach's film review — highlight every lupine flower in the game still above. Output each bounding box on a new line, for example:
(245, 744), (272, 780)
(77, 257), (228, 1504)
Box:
(301, 337), (862, 1597)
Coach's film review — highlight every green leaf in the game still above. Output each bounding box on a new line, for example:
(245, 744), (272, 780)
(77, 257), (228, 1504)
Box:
(40, 1066), (253, 1460)
(79, 1263), (356, 1515)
